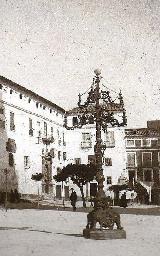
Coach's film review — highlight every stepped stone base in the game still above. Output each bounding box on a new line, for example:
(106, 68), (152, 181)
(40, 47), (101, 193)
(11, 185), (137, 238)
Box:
(83, 228), (126, 240)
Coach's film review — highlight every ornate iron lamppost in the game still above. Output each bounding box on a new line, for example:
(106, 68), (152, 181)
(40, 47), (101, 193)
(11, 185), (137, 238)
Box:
(65, 69), (127, 239)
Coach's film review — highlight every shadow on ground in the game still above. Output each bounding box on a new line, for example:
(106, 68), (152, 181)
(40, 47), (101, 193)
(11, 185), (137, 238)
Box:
(56, 232), (83, 238)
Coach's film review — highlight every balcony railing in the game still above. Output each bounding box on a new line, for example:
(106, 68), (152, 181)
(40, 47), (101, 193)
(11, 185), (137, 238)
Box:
(42, 136), (54, 145)
(104, 141), (115, 148)
(81, 141), (92, 149)
(29, 129), (34, 136)
(6, 138), (16, 153)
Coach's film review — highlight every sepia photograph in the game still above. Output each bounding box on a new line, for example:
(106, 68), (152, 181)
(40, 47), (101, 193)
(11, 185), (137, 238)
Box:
(0, 0), (160, 255)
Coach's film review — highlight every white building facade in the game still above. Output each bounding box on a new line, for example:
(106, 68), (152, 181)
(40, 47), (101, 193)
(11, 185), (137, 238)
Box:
(0, 76), (67, 197)
(65, 107), (127, 198)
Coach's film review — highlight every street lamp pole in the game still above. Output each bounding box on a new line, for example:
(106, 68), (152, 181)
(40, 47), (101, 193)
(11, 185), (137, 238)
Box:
(94, 69), (105, 198)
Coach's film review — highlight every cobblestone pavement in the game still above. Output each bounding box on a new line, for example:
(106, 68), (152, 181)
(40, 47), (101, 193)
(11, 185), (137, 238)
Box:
(0, 209), (160, 256)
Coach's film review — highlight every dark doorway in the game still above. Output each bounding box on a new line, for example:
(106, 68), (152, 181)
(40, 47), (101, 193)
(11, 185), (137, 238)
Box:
(64, 186), (69, 200)
(56, 185), (62, 199)
(128, 170), (135, 182)
(90, 183), (97, 197)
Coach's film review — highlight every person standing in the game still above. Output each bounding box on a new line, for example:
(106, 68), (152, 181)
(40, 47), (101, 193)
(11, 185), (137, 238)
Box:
(70, 189), (77, 211)
(120, 192), (127, 208)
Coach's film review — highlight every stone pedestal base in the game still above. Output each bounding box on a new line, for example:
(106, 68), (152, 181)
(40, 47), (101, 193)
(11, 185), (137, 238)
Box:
(83, 229), (126, 240)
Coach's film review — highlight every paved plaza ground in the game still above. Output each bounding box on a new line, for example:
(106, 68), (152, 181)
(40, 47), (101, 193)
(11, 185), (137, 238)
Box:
(0, 208), (160, 256)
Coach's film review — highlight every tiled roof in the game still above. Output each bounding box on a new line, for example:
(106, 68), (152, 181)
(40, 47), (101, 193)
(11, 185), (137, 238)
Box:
(66, 103), (123, 115)
(125, 128), (160, 137)
(0, 76), (65, 113)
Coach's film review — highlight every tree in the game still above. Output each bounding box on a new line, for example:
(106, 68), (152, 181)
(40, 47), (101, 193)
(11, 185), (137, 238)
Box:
(53, 164), (97, 208)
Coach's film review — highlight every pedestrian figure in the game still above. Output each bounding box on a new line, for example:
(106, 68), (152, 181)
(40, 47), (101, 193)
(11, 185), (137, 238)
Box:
(70, 189), (77, 211)
(120, 192), (127, 208)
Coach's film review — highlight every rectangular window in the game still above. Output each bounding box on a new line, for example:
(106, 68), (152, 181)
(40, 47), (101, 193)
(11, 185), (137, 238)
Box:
(142, 139), (151, 147)
(9, 153), (14, 166)
(36, 121), (41, 144)
(44, 122), (47, 137)
(105, 131), (115, 147)
(29, 118), (32, 129)
(135, 139), (141, 147)
(51, 127), (53, 136)
(142, 152), (152, 167)
(81, 133), (92, 148)
(106, 176), (112, 185)
(126, 139), (135, 147)
(58, 138), (61, 146)
(36, 121), (41, 136)
(127, 153), (136, 167)
(63, 152), (66, 161)
(151, 139), (158, 147)
(24, 156), (30, 169)
(105, 158), (112, 166)
(58, 151), (61, 160)
(10, 112), (15, 131)
(75, 158), (81, 165)
(62, 132), (66, 146)
(29, 118), (33, 136)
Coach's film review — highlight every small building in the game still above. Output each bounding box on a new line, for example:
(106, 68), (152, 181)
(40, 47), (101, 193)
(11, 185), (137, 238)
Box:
(64, 104), (127, 199)
(125, 121), (160, 204)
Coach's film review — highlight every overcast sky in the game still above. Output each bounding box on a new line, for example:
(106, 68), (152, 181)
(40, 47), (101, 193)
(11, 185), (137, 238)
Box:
(0, 0), (160, 128)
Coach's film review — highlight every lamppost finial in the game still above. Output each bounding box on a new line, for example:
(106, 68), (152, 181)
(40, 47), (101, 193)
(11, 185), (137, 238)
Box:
(94, 69), (101, 76)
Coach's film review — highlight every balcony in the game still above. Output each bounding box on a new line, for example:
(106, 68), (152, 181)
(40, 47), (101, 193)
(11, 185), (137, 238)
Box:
(29, 129), (34, 136)
(42, 136), (54, 145)
(104, 141), (115, 148)
(6, 138), (16, 153)
(81, 141), (92, 149)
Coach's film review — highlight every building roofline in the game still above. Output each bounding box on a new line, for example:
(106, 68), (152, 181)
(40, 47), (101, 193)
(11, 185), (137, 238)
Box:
(66, 103), (124, 116)
(0, 76), (65, 113)
(125, 128), (160, 137)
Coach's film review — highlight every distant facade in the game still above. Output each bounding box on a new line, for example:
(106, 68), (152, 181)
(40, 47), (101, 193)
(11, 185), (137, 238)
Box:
(125, 122), (160, 189)
(0, 76), (67, 197)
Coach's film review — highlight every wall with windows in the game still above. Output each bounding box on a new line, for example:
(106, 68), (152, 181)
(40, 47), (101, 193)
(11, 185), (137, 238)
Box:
(125, 128), (160, 186)
(0, 77), (66, 196)
(65, 119), (126, 197)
